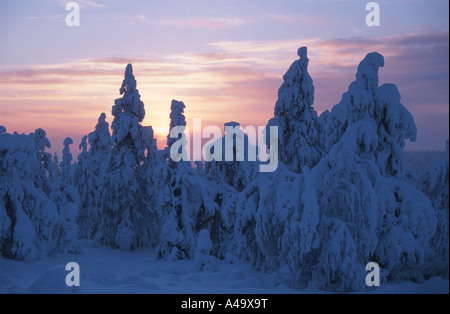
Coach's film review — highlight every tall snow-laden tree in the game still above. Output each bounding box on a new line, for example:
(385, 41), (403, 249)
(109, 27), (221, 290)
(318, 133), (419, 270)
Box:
(28, 128), (56, 196)
(50, 137), (80, 254)
(96, 64), (157, 251)
(0, 132), (57, 261)
(140, 123), (160, 247)
(267, 47), (324, 173)
(75, 114), (112, 239)
(157, 100), (219, 260)
(316, 52), (435, 287)
(88, 113), (112, 159)
(74, 135), (95, 239)
(166, 100), (187, 168)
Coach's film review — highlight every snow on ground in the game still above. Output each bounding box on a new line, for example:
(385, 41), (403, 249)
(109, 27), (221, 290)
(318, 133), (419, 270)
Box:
(0, 241), (447, 294)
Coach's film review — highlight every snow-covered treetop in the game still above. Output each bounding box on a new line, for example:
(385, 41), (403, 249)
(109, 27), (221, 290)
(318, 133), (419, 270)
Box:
(354, 52), (384, 93)
(79, 135), (88, 152)
(88, 113), (111, 153)
(59, 137), (74, 185)
(167, 100), (186, 147)
(0, 132), (37, 179)
(0, 125), (6, 133)
(275, 46), (314, 118)
(269, 46), (323, 172)
(325, 52), (417, 177)
(120, 64), (137, 95)
(29, 128), (51, 152)
(170, 100), (186, 127)
(113, 63), (145, 123)
(111, 64), (146, 145)
(61, 137), (73, 168)
(297, 46), (309, 67)
(225, 121), (240, 128)
(63, 137), (73, 147)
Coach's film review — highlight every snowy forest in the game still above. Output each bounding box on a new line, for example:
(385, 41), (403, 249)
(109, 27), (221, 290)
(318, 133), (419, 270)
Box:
(0, 47), (448, 293)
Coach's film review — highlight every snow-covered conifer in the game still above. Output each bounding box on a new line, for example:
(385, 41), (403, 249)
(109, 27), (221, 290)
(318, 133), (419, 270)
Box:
(157, 100), (219, 260)
(50, 137), (80, 254)
(28, 129), (56, 196)
(74, 135), (97, 239)
(96, 64), (156, 250)
(267, 47), (324, 172)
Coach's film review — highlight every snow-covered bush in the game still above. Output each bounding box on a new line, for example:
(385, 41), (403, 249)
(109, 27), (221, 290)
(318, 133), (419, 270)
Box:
(193, 229), (218, 272)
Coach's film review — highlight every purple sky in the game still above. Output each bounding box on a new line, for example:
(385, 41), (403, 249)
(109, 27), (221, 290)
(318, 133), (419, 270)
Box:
(0, 0), (448, 154)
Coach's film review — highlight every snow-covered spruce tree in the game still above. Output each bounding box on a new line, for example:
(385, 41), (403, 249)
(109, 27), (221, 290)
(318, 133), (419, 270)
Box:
(266, 47), (324, 173)
(418, 140), (449, 279)
(50, 137), (80, 254)
(219, 49), (322, 275)
(96, 64), (158, 251)
(88, 113), (112, 161)
(88, 113), (113, 236)
(74, 135), (95, 239)
(28, 128), (57, 196)
(157, 100), (219, 260)
(315, 52), (436, 288)
(74, 114), (112, 239)
(140, 123), (160, 247)
(200, 121), (260, 258)
(165, 100), (187, 168)
(219, 48), (321, 275)
(0, 131), (57, 261)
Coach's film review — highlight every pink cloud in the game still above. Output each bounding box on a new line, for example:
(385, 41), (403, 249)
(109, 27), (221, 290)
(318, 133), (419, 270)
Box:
(153, 17), (248, 29)
(1, 31), (448, 153)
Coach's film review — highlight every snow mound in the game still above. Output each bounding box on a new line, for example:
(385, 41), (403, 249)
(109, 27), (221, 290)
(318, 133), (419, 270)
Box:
(29, 265), (81, 294)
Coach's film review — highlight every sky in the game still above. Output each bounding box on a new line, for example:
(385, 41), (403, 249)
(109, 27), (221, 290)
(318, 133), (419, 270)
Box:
(0, 0), (448, 156)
